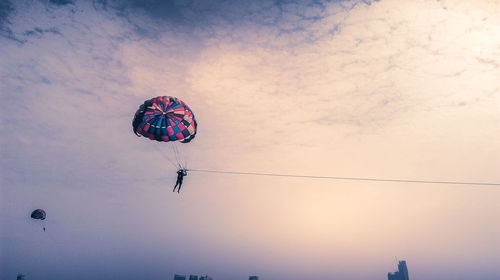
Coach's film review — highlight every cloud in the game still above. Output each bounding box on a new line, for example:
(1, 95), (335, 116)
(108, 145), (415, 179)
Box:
(49, 0), (74, 5)
(0, 0), (13, 26)
(0, 0), (24, 43)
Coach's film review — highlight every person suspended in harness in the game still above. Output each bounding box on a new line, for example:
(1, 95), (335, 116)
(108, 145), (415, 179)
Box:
(173, 169), (187, 193)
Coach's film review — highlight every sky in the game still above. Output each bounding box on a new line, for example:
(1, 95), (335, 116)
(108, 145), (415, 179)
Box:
(1, 0), (500, 279)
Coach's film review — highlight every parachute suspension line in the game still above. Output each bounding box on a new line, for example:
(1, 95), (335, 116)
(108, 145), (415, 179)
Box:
(182, 145), (188, 170)
(179, 144), (188, 170)
(153, 144), (180, 169)
(176, 142), (188, 170)
(183, 151), (188, 170)
(172, 143), (184, 169)
(164, 146), (180, 169)
(187, 169), (500, 187)
(176, 144), (184, 169)
(152, 142), (187, 170)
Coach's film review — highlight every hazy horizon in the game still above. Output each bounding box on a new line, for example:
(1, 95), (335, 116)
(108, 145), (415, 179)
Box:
(1, 0), (499, 279)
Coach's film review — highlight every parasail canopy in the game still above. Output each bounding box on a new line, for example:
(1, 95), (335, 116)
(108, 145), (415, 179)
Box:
(31, 209), (46, 220)
(132, 96), (197, 143)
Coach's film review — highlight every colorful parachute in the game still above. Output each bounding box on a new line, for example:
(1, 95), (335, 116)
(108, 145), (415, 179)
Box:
(132, 96), (197, 143)
(31, 209), (46, 220)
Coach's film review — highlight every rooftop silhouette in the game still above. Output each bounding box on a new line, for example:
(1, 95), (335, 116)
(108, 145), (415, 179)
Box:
(388, 260), (410, 280)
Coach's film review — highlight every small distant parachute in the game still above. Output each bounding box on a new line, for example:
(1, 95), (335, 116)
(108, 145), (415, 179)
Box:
(31, 209), (46, 220)
(132, 96), (197, 143)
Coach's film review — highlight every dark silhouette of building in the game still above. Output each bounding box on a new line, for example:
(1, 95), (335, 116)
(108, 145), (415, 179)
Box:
(174, 274), (213, 280)
(388, 260), (409, 280)
(388, 273), (399, 280)
(249, 276), (259, 280)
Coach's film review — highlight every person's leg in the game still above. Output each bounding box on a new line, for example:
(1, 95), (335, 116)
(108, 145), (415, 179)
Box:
(177, 181), (182, 193)
(173, 180), (179, 192)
